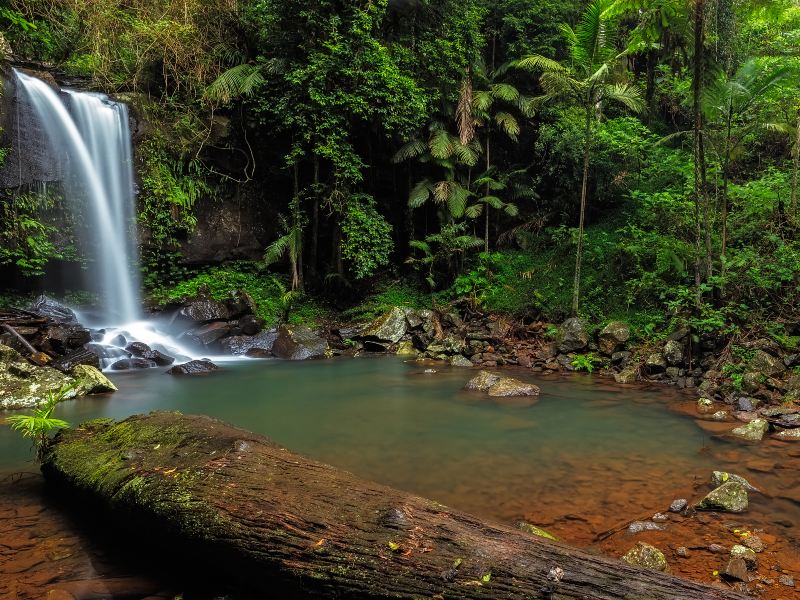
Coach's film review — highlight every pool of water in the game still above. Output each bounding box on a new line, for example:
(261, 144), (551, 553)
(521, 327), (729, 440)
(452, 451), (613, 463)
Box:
(1, 356), (799, 598)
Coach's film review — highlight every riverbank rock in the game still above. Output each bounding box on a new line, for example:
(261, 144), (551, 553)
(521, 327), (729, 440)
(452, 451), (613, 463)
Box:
(598, 321), (630, 355)
(487, 377), (540, 398)
(72, 365), (117, 395)
(621, 542), (670, 572)
(142, 349), (175, 366)
(358, 307), (410, 344)
(50, 347), (101, 372)
(723, 558), (749, 582)
(192, 321), (232, 345)
(180, 297), (230, 322)
(696, 481), (748, 513)
(557, 318), (589, 353)
(220, 329), (278, 356)
(464, 371), (500, 391)
(663, 340), (685, 366)
(167, 359), (219, 375)
(730, 418), (769, 442)
(730, 545), (757, 569)
(748, 350), (785, 378)
(711, 471), (758, 492)
(614, 367), (639, 384)
(0, 344), (76, 409)
(29, 295), (78, 324)
(272, 325), (329, 360)
(774, 429), (800, 440)
(449, 355), (473, 367)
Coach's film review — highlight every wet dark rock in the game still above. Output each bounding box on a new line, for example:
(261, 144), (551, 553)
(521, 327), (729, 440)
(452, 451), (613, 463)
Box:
(598, 321), (630, 355)
(110, 358), (156, 370)
(669, 499), (688, 513)
(125, 342), (152, 357)
(29, 295), (78, 324)
(42, 325), (92, 355)
(358, 307), (410, 344)
(245, 347), (272, 359)
(142, 350), (175, 366)
(785, 354), (800, 368)
(220, 329), (278, 356)
(667, 327), (690, 342)
(192, 321), (232, 345)
(763, 409), (800, 429)
(556, 318), (589, 353)
(695, 481), (748, 513)
(180, 297), (230, 322)
(735, 397), (756, 412)
(272, 325), (329, 360)
(627, 521), (665, 534)
(224, 290), (257, 319)
(238, 314), (264, 336)
(50, 347), (101, 372)
(167, 359), (219, 375)
(621, 542), (669, 572)
(663, 340), (685, 366)
(748, 350), (786, 377)
(109, 334), (127, 347)
(710, 471), (758, 492)
(611, 351), (632, 365)
(722, 558), (749, 582)
(465, 371), (500, 391)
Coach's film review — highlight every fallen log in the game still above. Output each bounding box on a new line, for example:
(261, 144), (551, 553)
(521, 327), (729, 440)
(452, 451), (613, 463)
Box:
(42, 413), (746, 600)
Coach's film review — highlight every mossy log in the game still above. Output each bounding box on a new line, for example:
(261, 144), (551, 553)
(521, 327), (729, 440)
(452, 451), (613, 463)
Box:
(42, 413), (744, 599)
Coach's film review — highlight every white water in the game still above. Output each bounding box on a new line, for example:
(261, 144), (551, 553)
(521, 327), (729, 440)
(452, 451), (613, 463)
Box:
(15, 70), (204, 368)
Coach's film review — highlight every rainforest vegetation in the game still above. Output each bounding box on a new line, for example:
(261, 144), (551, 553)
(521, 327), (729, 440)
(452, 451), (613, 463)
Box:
(0, 0), (798, 339)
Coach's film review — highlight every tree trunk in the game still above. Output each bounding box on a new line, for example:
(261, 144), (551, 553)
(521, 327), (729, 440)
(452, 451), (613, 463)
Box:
(41, 413), (745, 600)
(572, 108), (592, 317)
(310, 156), (320, 279)
(484, 134), (491, 253)
(791, 111), (800, 217)
(719, 105), (733, 293)
(692, 0), (707, 306)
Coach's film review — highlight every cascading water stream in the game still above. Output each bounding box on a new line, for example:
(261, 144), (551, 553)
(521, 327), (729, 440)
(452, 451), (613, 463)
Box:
(14, 70), (199, 368)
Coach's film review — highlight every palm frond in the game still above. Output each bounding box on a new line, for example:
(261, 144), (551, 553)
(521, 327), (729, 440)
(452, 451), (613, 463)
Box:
(429, 128), (455, 160)
(605, 83), (645, 114)
(409, 179), (433, 208)
(491, 83), (520, 102)
(204, 63), (265, 105)
(515, 54), (569, 74)
(392, 138), (427, 163)
(494, 112), (520, 140)
(264, 233), (291, 265)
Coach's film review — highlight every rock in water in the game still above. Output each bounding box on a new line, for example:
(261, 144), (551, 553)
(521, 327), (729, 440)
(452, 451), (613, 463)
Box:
(614, 367), (639, 384)
(627, 521), (665, 534)
(125, 342), (151, 357)
(358, 307), (410, 344)
(774, 429), (800, 440)
(710, 471), (758, 492)
(167, 359), (219, 375)
(730, 545), (757, 569)
(271, 326), (329, 360)
(557, 318), (589, 353)
(0, 344), (76, 409)
(29, 295), (78, 323)
(192, 321), (232, 345)
(72, 365), (117, 395)
(142, 350), (175, 366)
(464, 371), (501, 392)
(598, 321), (630, 355)
(220, 329), (279, 356)
(50, 347), (101, 372)
(487, 378), (540, 398)
(669, 499), (688, 513)
(722, 558), (749, 582)
(449, 355), (473, 367)
(695, 481), (748, 513)
(110, 358), (156, 370)
(730, 419), (769, 442)
(621, 542), (670, 572)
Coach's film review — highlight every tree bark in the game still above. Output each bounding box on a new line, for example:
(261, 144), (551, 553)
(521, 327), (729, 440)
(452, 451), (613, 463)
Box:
(41, 413), (744, 600)
(791, 110), (800, 217)
(692, 0), (707, 306)
(572, 107), (592, 317)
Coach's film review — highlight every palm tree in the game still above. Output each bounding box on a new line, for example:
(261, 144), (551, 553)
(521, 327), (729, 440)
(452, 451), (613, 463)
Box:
(516, 0), (644, 315)
(458, 59), (533, 251)
(265, 195), (305, 291)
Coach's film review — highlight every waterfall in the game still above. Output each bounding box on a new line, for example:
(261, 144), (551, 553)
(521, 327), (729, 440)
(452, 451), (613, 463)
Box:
(14, 70), (141, 324)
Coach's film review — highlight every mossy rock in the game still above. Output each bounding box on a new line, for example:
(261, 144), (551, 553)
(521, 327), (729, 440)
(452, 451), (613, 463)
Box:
(621, 542), (670, 572)
(695, 481), (748, 513)
(72, 365), (118, 395)
(730, 419), (769, 442)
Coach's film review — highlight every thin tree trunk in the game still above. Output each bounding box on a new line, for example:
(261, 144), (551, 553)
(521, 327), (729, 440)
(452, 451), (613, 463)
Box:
(310, 156), (320, 279)
(692, 0), (706, 306)
(791, 111), (800, 217)
(720, 105), (733, 292)
(484, 134), (491, 253)
(573, 108), (592, 317)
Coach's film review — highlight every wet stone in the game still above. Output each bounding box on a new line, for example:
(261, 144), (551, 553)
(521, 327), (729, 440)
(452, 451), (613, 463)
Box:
(741, 534), (765, 553)
(730, 544), (757, 569)
(696, 481), (749, 513)
(464, 371), (500, 392)
(676, 547), (690, 558)
(652, 513), (669, 523)
(779, 574), (795, 587)
(627, 521), (665, 534)
(730, 418), (769, 442)
(711, 471), (758, 492)
(723, 558), (749, 582)
(621, 542), (669, 572)
(669, 498), (688, 513)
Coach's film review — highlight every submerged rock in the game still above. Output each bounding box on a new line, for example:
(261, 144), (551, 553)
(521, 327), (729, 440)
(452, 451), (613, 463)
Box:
(774, 429), (800, 440)
(72, 365), (117, 395)
(730, 418), (769, 442)
(627, 521), (665, 534)
(486, 378), (540, 398)
(695, 481), (748, 513)
(464, 370), (500, 392)
(517, 521), (558, 541)
(669, 499), (688, 513)
(167, 359), (219, 375)
(272, 325), (329, 360)
(722, 558), (749, 582)
(711, 471), (758, 492)
(621, 542), (669, 572)
(0, 344), (76, 409)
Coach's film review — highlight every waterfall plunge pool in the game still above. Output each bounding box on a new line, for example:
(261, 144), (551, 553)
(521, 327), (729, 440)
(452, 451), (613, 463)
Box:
(1, 357), (799, 597)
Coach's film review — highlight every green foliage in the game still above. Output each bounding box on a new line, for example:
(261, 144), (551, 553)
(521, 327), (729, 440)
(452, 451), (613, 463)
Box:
(408, 223), (482, 290)
(6, 384), (72, 462)
(341, 280), (431, 322)
(340, 194), (394, 280)
(571, 353), (600, 373)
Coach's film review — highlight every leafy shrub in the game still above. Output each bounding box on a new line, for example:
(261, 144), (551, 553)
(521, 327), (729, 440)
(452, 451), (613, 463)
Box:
(340, 194), (393, 280)
(7, 384), (72, 462)
(341, 279), (430, 322)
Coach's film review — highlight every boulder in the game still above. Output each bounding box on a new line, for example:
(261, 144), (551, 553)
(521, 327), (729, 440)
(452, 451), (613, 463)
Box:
(238, 314), (264, 336)
(72, 365), (117, 395)
(245, 348), (272, 359)
(41, 324), (92, 355)
(711, 471), (758, 492)
(663, 340), (685, 366)
(110, 358), (156, 370)
(487, 378), (540, 398)
(464, 371), (501, 392)
(272, 326), (329, 360)
(359, 307), (410, 344)
(748, 350), (786, 378)
(125, 342), (151, 357)
(669, 499), (688, 513)
(621, 542), (670, 572)
(611, 351), (632, 365)
(192, 322), (232, 345)
(763, 409), (800, 429)
(0, 344), (76, 409)
(29, 295), (78, 324)
(167, 359), (219, 375)
(395, 341), (417, 356)
(645, 353), (667, 373)
(449, 355), (473, 368)
(695, 481), (748, 513)
(220, 329), (279, 356)
(557, 318), (589, 353)
(730, 418), (769, 442)
(50, 347), (101, 372)
(614, 367), (639, 384)
(142, 350), (175, 366)
(598, 321), (630, 355)
(224, 290), (257, 319)
(180, 297), (230, 322)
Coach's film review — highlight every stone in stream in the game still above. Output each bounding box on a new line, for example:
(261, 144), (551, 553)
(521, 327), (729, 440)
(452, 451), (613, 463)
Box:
(614, 367), (638, 384)
(722, 558), (749, 582)
(245, 347), (272, 359)
(779, 574), (795, 587)
(464, 370), (500, 392)
(730, 418), (769, 442)
(621, 542), (670, 572)
(598, 321), (630, 355)
(449, 355), (473, 368)
(180, 297), (230, 322)
(192, 321), (232, 345)
(272, 325), (329, 360)
(125, 342), (151, 357)
(669, 499), (688, 513)
(358, 307), (410, 344)
(730, 545), (757, 569)
(50, 347), (101, 372)
(167, 359), (219, 375)
(220, 329), (278, 356)
(695, 481), (748, 513)
(487, 377), (540, 398)
(71, 365), (117, 395)
(741, 534), (766, 553)
(774, 429), (800, 440)
(110, 357), (156, 370)
(710, 471), (758, 492)
(142, 349), (175, 366)
(0, 343), (76, 409)
(517, 521), (558, 541)
(109, 334), (127, 347)
(711, 410), (729, 420)
(627, 521), (665, 534)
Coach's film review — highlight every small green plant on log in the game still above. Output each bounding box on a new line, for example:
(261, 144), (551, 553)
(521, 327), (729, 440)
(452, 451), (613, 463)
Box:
(6, 384), (72, 461)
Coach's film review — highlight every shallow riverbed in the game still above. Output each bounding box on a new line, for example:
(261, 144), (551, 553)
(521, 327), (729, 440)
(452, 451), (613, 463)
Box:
(1, 357), (798, 598)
